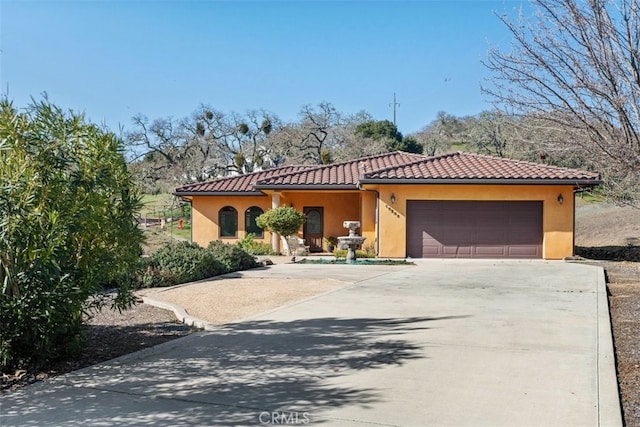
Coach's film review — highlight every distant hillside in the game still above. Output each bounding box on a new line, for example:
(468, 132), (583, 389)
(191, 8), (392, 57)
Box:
(575, 199), (640, 247)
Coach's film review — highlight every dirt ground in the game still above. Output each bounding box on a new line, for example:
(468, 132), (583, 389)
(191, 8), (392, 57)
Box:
(575, 200), (640, 247)
(575, 200), (640, 426)
(0, 303), (193, 393)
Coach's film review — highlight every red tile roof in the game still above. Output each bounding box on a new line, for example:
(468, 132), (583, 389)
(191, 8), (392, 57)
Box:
(360, 152), (601, 182)
(174, 151), (601, 195)
(254, 151), (425, 188)
(174, 165), (315, 194)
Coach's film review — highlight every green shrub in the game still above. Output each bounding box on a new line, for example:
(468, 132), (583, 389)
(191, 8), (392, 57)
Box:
(143, 242), (225, 287)
(236, 233), (277, 255)
(256, 206), (306, 237)
(333, 249), (376, 259)
(324, 236), (338, 247)
(141, 241), (258, 289)
(362, 243), (377, 257)
(0, 98), (143, 370)
(208, 240), (259, 271)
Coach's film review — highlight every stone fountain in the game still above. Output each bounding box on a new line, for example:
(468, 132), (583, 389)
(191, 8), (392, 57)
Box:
(338, 221), (367, 263)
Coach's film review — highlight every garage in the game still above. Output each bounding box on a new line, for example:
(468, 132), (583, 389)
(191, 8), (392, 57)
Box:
(406, 201), (543, 258)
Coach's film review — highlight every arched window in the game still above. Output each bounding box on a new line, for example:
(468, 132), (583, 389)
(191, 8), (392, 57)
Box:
(245, 206), (264, 238)
(219, 206), (238, 238)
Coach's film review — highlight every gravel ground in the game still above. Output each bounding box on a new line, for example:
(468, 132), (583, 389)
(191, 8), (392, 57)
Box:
(601, 261), (640, 426)
(144, 277), (348, 324)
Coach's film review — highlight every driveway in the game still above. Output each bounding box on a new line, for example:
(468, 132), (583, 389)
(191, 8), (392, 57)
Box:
(0, 260), (621, 426)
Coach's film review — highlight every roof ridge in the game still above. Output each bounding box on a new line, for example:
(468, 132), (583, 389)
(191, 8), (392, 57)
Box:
(253, 163), (328, 184)
(254, 151), (430, 185)
(352, 150), (429, 176)
(325, 150), (427, 168)
(360, 151), (460, 178)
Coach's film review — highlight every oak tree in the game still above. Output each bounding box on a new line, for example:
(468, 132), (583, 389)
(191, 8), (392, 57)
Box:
(485, 0), (640, 203)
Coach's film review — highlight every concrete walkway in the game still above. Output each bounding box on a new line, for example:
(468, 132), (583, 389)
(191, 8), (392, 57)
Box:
(0, 260), (622, 426)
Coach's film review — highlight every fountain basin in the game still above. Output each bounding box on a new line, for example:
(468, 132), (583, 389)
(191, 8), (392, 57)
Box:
(337, 236), (367, 263)
(337, 236), (367, 247)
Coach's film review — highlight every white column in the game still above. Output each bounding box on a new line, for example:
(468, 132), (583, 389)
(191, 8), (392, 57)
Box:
(271, 193), (280, 253)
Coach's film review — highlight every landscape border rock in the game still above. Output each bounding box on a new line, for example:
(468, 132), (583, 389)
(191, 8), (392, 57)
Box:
(576, 246), (640, 262)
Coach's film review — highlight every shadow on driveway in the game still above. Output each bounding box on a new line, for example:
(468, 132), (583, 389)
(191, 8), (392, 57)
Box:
(2, 315), (467, 427)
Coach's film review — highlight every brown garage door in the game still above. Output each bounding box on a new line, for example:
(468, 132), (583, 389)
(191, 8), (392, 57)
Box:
(406, 201), (542, 258)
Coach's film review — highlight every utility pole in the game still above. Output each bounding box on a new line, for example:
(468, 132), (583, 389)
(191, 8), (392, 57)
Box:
(389, 92), (400, 126)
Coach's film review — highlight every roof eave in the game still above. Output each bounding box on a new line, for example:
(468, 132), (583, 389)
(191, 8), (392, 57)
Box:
(253, 184), (359, 190)
(173, 191), (267, 197)
(358, 178), (602, 187)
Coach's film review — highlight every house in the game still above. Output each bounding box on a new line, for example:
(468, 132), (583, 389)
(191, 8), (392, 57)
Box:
(174, 151), (601, 259)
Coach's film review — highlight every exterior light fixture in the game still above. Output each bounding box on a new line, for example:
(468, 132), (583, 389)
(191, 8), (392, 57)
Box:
(557, 193), (564, 205)
(390, 193), (396, 204)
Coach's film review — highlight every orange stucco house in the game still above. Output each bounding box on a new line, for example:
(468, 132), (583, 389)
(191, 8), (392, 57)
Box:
(174, 151), (601, 259)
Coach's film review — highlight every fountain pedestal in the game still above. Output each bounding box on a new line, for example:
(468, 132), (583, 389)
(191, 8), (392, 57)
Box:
(337, 221), (366, 264)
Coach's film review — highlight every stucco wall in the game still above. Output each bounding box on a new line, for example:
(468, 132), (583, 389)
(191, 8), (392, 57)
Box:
(190, 195), (273, 247)
(189, 191), (366, 251)
(188, 184), (575, 259)
(360, 190), (378, 249)
(366, 184), (575, 260)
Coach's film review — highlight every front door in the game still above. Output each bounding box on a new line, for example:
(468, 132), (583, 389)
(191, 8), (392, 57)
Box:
(303, 207), (323, 252)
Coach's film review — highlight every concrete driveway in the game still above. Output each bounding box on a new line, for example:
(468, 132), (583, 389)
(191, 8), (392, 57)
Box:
(0, 260), (621, 426)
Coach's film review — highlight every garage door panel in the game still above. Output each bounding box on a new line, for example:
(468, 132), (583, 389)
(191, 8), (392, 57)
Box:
(448, 246), (473, 257)
(423, 246), (442, 257)
(407, 201), (542, 259)
(475, 246), (508, 257)
(508, 246), (541, 258)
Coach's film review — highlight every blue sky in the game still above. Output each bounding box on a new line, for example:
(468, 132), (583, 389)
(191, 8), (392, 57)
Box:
(1, 1), (524, 135)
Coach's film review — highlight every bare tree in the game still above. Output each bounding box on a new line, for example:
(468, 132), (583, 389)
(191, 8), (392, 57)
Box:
(190, 106), (281, 175)
(273, 104), (388, 164)
(294, 102), (345, 164)
(331, 111), (389, 161)
(127, 106), (282, 186)
(181, 106), (233, 179)
(412, 111), (468, 156)
(484, 0), (640, 203)
(127, 114), (192, 183)
(468, 111), (512, 157)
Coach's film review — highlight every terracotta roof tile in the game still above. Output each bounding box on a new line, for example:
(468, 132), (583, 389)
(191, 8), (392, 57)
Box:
(362, 152), (600, 182)
(174, 151), (601, 195)
(254, 151), (425, 187)
(174, 165), (315, 194)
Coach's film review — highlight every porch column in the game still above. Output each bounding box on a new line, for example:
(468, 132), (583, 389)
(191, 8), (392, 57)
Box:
(271, 193), (280, 253)
(360, 190), (378, 254)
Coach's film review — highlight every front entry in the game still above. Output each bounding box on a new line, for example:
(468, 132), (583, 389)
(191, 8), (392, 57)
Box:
(303, 207), (323, 252)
